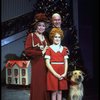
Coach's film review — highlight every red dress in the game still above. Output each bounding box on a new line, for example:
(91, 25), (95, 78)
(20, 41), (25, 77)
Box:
(24, 33), (50, 100)
(45, 45), (69, 91)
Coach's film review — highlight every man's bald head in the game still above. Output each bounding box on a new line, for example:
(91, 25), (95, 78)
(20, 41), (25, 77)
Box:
(52, 13), (61, 19)
(52, 13), (62, 28)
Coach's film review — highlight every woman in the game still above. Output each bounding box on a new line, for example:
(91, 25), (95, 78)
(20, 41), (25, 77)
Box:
(45, 28), (69, 100)
(24, 13), (50, 100)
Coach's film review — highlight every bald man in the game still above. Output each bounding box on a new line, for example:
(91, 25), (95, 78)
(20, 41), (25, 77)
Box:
(45, 13), (73, 52)
(52, 13), (62, 28)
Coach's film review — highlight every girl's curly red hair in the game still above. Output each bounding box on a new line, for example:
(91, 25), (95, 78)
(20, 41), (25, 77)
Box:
(49, 28), (64, 42)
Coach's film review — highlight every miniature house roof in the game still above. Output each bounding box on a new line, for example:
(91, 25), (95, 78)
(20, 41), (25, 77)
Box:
(6, 60), (30, 68)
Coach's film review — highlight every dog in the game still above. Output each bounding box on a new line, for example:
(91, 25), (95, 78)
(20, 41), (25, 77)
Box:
(68, 70), (84, 100)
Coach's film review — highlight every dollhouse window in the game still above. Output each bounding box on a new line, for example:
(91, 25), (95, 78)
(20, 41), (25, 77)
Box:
(22, 69), (26, 76)
(14, 69), (18, 76)
(8, 77), (11, 84)
(8, 69), (11, 75)
(22, 78), (26, 85)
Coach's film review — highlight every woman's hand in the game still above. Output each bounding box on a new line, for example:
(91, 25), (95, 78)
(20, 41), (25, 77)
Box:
(42, 45), (48, 55)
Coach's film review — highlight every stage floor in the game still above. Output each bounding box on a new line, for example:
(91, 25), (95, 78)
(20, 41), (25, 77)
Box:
(1, 79), (98, 100)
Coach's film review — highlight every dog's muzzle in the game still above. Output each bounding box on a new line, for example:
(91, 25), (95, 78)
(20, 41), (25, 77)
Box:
(75, 75), (83, 83)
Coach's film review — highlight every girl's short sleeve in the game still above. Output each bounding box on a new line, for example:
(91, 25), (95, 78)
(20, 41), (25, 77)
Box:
(44, 47), (51, 59)
(63, 46), (69, 59)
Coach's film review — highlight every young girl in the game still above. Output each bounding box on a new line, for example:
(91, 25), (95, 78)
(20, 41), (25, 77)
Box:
(45, 28), (69, 100)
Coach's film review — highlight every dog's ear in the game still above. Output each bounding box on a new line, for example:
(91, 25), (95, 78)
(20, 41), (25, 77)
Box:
(81, 71), (86, 77)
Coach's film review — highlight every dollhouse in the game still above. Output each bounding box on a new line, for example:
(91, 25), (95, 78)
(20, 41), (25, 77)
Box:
(6, 60), (31, 85)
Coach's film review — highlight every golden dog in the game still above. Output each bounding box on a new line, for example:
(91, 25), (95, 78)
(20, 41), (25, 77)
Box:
(68, 70), (84, 100)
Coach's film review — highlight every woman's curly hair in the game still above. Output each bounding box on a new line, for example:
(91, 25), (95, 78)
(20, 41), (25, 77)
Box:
(31, 13), (48, 26)
(49, 28), (64, 42)
(28, 13), (49, 32)
(34, 13), (48, 22)
(30, 13), (49, 30)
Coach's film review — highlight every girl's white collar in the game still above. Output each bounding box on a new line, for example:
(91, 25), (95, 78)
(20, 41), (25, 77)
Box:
(50, 44), (63, 53)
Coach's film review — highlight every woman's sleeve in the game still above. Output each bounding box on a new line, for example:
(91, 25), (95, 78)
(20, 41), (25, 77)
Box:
(24, 33), (42, 57)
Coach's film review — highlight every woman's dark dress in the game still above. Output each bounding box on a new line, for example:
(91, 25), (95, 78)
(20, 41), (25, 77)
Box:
(24, 33), (49, 100)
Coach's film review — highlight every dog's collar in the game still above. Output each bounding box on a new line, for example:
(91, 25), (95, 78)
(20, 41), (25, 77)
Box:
(70, 80), (78, 86)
